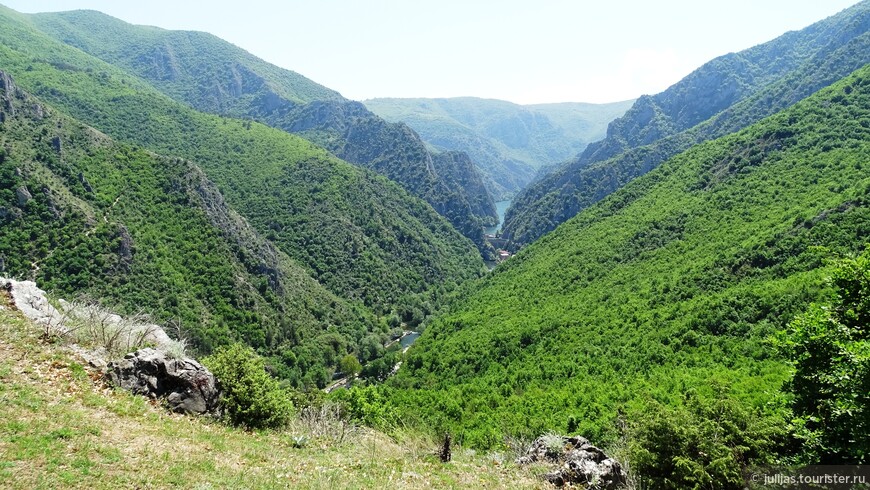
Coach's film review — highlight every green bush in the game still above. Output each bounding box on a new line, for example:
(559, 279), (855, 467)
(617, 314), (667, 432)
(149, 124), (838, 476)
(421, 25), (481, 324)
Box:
(203, 343), (294, 429)
(628, 388), (787, 489)
(777, 248), (870, 463)
(332, 385), (398, 429)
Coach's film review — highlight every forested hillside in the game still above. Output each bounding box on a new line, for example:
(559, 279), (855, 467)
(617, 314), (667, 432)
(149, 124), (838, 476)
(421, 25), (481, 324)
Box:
(0, 5), (485, 319)
(502, 0), (870, 249)
(385, 63), (870, 480)
(0, 70), (385, 388)
(27, 9), (499, 253)
(365, 97), (633, 200)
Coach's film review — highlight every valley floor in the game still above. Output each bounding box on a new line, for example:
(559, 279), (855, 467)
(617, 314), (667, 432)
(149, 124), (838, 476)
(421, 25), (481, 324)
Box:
(0, 296), (545, 490)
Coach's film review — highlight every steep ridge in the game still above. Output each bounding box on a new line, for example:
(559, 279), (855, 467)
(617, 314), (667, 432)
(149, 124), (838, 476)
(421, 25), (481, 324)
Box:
(280, 100), (499, 239)
(26, 9), (499, 252)
(386, 65), (870, 452)
(0, 70), (380, 388)
(0, 6), (485, 317)
(364, 97), (633, 200)
(430, 151), (497, 234)
(502, 1), (870, 249)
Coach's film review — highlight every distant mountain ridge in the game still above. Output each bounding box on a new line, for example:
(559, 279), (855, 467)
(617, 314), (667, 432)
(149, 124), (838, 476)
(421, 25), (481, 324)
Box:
(502, 0), (870, 249)
(26, 8), (498, 254)
(364, 97), (634, 200)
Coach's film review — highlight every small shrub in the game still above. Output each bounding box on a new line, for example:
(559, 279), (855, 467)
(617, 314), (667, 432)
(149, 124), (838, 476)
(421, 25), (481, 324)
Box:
(540, 432), (565, 456)
(203, 343), (293, 429)
(290, 435), (309, 448)
(162, 338), (188, 360)
(297, 402), (355, 444)
(55, 299), (161, 357)
(503, 434), (534, 462)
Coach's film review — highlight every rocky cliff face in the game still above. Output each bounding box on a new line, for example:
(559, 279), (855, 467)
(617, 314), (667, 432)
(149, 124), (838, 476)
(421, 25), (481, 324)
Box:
(431, 151), (497, 225)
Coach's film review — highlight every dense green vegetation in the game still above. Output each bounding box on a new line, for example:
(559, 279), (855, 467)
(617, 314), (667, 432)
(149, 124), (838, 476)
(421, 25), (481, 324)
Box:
(382, 63), (870, 481)
(0, 73), (388, 388)
(503, 1), (870, 249)
(281, 100), (499, 255)
(776, 249), (870, 464)
(27, 9), (500, 253)
(0, 5), (485, 315)
(365, 97), (633, 200)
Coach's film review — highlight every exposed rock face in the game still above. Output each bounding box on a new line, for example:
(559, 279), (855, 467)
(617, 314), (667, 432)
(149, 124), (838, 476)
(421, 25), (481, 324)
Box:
(1, 278), (65, 329)
(78, 172), (93, 193)
(0, 277), (173, 354)
(0, 70), (16, 116)
(115, 224), (133, 263)
(15, 185), (32, 206)
(107, 348), (220, 415)
(516, 435), (626, 489)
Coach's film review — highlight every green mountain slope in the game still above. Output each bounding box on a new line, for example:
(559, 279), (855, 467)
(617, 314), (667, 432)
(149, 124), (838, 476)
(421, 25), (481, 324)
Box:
(27, 9), (499, 252)
(25, 9), (342, 112)
(386, 65), (870, 454)
(277, 100), (499, 251)
(502, 1), (870, 249)
(364, 97), (633, 200)
(0, 5), (484, 317)
(0, 70), (380, 388)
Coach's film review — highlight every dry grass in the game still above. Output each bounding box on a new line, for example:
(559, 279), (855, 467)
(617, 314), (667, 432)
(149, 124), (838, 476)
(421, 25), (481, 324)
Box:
(0, 295), (546, 489)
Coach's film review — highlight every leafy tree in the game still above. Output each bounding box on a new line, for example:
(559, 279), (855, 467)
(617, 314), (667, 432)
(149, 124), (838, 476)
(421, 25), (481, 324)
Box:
(777, 249), (870, 463)
(338, 354), (362, 377)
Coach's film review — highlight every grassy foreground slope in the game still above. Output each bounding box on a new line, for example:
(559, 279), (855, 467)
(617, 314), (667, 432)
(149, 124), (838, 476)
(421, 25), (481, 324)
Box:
(0, 5), (484, 313)
(387, 65), (870, 448)
(0, 295), (544, 489)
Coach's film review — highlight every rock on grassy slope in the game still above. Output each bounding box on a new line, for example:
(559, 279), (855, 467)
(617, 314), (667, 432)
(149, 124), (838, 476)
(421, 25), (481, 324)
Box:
(0, 292), (546, 489)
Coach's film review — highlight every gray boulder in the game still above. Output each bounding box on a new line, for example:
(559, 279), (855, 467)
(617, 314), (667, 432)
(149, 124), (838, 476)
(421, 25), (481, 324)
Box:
(516, 435), (626, 489)
(107, 348), (220, 415)
(15, 185), (31, 207)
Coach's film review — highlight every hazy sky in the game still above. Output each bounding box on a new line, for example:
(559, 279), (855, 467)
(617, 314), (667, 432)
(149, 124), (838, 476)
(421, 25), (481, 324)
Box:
(3, 1), (861, 104)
